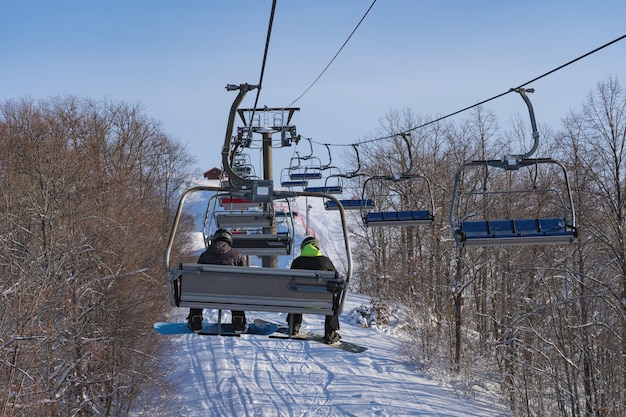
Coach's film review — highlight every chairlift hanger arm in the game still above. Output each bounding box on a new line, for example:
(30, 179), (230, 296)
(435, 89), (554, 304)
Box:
(287, 139), (315, 169)
(398, 133), (415, 176)
(508, 87), (540, 160)
(222, 83), (258, 188)
(321, 143), (333, 169)
(300, 137), (315, 160)
(343, 144), (363, 178)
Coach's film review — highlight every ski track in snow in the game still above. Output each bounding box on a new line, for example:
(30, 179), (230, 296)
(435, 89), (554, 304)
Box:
(156, 294), (506, 417)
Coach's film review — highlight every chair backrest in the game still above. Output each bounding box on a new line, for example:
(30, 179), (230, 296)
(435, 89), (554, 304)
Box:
(169, 263), (345, 315)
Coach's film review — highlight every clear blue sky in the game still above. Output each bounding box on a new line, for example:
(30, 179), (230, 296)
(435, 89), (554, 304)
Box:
(2, 1), (625, 176)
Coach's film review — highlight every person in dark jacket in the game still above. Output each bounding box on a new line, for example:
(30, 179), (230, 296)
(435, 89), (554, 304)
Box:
(287, 236), (341, 344)
(187, 228), (248, 333)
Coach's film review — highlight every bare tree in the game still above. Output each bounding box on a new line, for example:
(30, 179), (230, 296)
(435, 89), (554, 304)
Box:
(0, 96), (195, 416)
(552, 76), (626, 417)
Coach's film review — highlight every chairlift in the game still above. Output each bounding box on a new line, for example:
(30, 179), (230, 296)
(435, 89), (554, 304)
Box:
(204, 191), (295, 257)
(164, 185), (354, 331)
(322, 181), (373, 210)
(231, 152), (257, 179)
(324, 198), (374, 210)
(274, 199), (299, 220)
(163, 84), (353, 336)
(323, 184), (373, 211)
(280, 167), (308, 188)
(289, 161), (323, 181)
(449, 88), (577, 247)
(358, 133), (435, 227)
(289, 163), (323, 181)
(303, 167), (344, 194)
(314, 144), (373, 210)
(361, 172), (435, 227)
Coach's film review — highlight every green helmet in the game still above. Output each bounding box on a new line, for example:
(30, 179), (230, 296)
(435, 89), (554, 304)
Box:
(300, 236), (320, 250)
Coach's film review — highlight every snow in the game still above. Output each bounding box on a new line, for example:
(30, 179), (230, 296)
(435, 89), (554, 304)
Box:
(152, 297), (506, 417)
(150, 186), (507, 416)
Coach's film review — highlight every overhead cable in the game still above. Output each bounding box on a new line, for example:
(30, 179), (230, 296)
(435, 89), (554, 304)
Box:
(248, 0), (278, 130)
(322, 33), (626, 147)
(284, 0), (377, 109)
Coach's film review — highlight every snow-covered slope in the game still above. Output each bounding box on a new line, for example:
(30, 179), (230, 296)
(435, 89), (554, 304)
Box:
(149, 295), (506, 417)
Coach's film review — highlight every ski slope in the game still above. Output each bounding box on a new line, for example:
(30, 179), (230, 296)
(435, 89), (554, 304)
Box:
(151, 294), (506, 417)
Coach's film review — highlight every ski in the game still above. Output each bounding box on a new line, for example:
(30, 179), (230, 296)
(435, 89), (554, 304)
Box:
(254, 319), (368, 354)
(153, 321), (278, 336)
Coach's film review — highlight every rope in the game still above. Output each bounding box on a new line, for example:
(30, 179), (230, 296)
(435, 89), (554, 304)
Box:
(316, 33), (626, 147)
(284, 0), (377, 108)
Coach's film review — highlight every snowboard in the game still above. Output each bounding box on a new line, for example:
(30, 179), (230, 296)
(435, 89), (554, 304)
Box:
(254, 320), (368, 354)
(153, 321), (279, 336)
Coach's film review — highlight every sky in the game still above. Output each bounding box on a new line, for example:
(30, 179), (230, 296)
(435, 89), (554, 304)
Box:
(142, 191), (509, 417)
(2, 1), (626, 178)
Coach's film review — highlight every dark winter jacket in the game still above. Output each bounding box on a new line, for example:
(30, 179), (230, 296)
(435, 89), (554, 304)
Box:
(290, 242), (341, 333)
(197, 241), (245, 266)
(290, 243), (336, 274)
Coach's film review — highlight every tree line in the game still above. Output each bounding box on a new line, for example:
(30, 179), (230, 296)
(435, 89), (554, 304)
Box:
(0, 96), (195, 416)
(349, 76), (625, 417)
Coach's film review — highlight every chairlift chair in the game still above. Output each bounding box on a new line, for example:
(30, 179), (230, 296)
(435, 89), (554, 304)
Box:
(289, 167), (323, 181)
(203, 191), (296, 257)
(361, 173), (435, 227)
(287, 147), (324, 181)
(324, 196), (374, 210)
(354, 131), (435, 226)
(449, 88), (577, 247)
(303, 167), (344, 194)
(164, 184), (354, 327)
(280, 167), (308, 188)
(322, 177), (373, 211)
(450, 158), (577, 247)
(231, 153), (256, 179)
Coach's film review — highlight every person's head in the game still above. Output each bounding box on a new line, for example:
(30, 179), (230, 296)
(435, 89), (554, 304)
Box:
(212, 228), (233, 245)
(300, 236), (320, 251)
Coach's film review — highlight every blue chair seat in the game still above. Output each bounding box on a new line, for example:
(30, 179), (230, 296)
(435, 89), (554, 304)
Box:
(325, 199), (374, 210)
(458, 218), (576, 246)
(304, 186), (343, 194)
(366, 212), (384, 222)
(281, 180), (308, 187)
(290, 172), (322, 180)
(364, 210), (434, 226)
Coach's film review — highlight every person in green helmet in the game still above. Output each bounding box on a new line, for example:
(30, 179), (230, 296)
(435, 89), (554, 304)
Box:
(287, 236), (341, 344)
